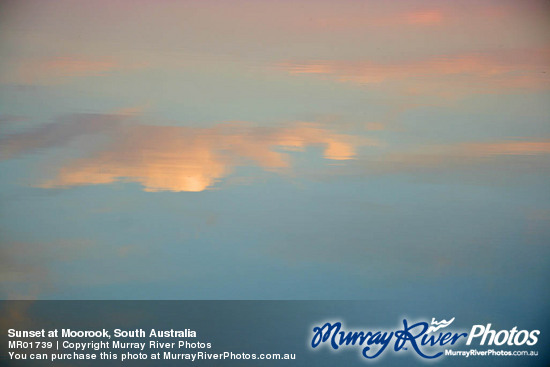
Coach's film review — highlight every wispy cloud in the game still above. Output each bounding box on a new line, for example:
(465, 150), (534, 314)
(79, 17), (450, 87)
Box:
(0, 240), (78, 299)
(5, 56), (149, 85)
(0, 114), (126, 159)
(14, 56), (118, 84)
(0, 239), (149, 299)
(300, 137), (550, 184)
(353, 138), (550, 179)
(383, 139), (550, 167)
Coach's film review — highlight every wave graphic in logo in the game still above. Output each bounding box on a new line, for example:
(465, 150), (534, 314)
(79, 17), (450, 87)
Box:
(427, 318), (455, 333)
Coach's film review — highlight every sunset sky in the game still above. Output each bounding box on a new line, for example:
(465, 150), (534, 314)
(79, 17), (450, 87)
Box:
(0, 0), (549, 320)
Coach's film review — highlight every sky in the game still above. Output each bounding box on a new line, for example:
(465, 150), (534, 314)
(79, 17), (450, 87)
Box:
(0, 0), (549, 314)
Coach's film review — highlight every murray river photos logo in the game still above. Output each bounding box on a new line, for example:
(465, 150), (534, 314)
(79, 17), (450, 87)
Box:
(310, 318), (540, 360)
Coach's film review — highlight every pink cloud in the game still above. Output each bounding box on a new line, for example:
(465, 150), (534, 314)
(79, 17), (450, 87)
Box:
(405, 10), (443, 25)
(277, 49), (550, 96)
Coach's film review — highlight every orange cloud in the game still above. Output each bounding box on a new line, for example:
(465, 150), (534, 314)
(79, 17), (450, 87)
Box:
(1, 117), (375, 192)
